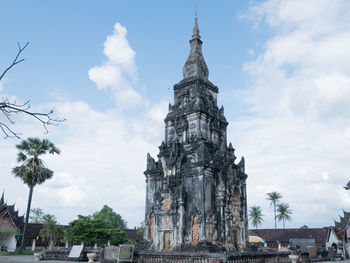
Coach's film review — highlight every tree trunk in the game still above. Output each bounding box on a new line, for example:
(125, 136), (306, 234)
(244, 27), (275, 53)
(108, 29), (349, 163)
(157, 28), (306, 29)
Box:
(49, 238), (53, 250)
(20, 185), (34, 250)
(274, 204), (276, 229)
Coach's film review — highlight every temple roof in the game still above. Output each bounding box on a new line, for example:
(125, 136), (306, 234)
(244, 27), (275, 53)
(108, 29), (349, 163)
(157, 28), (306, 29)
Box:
(0, 193), (24, 232)
(252, 228), (329, 243)
(334, 210), (350, 229)
(183, 17), (209, 81)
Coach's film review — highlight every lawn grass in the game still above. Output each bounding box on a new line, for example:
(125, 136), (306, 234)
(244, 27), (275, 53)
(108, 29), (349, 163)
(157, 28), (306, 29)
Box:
(0, 250), (34, 256)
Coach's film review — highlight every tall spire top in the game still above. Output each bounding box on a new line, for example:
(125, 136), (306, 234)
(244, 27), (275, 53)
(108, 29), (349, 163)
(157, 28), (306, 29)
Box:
(192, 17), (200, 39)
(183, 16), (209, 80)
(192, 5), (200, 39)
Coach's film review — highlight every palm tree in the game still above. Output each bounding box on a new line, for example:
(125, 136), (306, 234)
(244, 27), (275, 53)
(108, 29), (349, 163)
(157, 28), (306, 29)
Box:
(249, 206), (264, 229)
(40, 214), (64, 249)
(266, 191), (282, 229)
(12, 138), (60, 250)
(276, 203), (292, 229)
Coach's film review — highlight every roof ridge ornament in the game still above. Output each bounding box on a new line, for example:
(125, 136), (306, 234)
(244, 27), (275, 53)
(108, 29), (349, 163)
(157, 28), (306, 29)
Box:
(183, 16), (209, 80)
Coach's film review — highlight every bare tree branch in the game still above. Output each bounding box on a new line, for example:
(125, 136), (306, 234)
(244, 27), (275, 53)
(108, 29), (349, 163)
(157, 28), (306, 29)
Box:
(0, 42), (29, 81)
(0, 42), (65, 139)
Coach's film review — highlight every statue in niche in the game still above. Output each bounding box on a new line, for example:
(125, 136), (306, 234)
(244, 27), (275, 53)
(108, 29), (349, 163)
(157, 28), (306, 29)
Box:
(162, 195), (171, 211)
(201, 123), (208, 139)
(232, 187), (240, 219)
(208, 216), (214, 243)
(168, 127), (175, 142)
(189, 122), (197, 140)
(192, 216), (200, 245)
(212, 132), (218, 144)
(148, 215), (154, 240)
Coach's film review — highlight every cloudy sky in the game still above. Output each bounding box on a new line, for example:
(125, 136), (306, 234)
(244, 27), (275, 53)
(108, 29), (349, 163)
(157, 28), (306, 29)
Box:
(1, 0), (350, 229)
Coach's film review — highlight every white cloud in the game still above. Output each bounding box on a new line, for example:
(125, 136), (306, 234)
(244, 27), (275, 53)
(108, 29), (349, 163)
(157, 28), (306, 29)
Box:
(103, 23), (136, 76)
(88, 23), (143, 108)
(237, 0), (350, 228)
(0, 23), (167, 228)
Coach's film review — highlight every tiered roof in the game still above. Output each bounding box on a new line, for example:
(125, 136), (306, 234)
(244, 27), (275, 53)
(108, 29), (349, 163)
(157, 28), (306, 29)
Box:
(334, 210), (350, 229)
(0, 193), (24, 232)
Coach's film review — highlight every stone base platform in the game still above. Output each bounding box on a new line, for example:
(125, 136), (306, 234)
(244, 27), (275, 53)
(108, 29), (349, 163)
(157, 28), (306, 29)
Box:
(132, 250), (290, 263)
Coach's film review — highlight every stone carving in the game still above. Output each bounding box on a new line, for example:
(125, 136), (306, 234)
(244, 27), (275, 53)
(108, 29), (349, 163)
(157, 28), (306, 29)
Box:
(192, 216), (200, 245)
(162, 195), (171, 211)
(143, 18), (248, 252)
(147, 215), (154, 241)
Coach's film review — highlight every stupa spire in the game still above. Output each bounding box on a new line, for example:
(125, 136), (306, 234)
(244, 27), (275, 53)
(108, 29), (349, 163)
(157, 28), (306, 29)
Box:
(192, 17), (200, 39)
(183, 16), (209, 80)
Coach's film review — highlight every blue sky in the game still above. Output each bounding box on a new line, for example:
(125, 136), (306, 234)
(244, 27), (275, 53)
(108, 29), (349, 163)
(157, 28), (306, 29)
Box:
(1, 0), (350, 229)
(0, 1), (267, 116)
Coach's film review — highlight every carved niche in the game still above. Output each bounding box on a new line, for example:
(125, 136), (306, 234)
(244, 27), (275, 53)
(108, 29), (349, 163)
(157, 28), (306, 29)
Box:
(192, 216), (200, 245)
(232, 187), (241, 222)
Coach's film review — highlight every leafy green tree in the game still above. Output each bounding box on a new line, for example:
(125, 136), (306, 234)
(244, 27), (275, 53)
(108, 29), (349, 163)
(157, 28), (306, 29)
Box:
(66, 207), (126, 247)
(39, 214), (64, 249)
(93, 205), (127, 229)
(276, 203), (292, 229)
(266, 191), (282, 229)
(109, 228), (126, 245)
(249, 206), (264, 229)
(30, 208), (45, 223)
(12, 137), (60, 249)
(300, 225), (308, 229)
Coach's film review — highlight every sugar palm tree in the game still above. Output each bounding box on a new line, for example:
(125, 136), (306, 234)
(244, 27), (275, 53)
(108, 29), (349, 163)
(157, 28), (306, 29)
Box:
(12, 138), (60, 250)
(276, 203), (292, 229)
(266, 191), (282, 229)
(249, 206), (264, 229)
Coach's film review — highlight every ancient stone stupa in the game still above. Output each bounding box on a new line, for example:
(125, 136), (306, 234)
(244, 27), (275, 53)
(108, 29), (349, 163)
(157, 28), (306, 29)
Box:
(143, 18), (248, 252)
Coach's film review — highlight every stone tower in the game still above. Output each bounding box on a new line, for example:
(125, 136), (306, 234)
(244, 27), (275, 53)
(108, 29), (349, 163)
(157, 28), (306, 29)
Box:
(144, 18), (248, 252)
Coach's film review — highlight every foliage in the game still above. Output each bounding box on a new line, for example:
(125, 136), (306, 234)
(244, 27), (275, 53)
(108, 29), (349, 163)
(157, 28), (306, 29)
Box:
(0, 228), (18, 235)
(266, 191), (282, 229)
(249, 206), (264, 229)
(0, 42), (63, 139)
(109, 228), (126, 245)
(93, 205), (127, 229)
(300, 225), (308, 229)
(276, 203), (292, 229)
(66, 208), (127, 247)
(30, 207), (64, 248)
(30, 208), (45, 223)
(12, 137), (60, 249)
(39, 214), (64, 249)
(12, 138), (60, 187)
